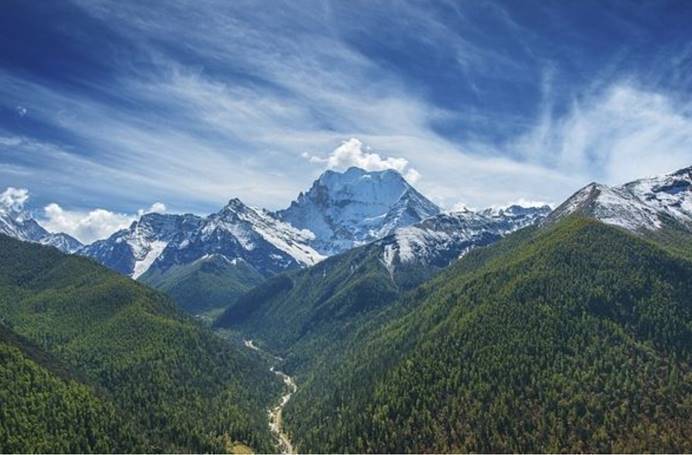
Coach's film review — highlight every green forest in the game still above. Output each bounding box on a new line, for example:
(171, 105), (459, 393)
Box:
(3, 214), (692, 453)
(0, 234), (280, 453)
(235, 217), (692, 453)
(140, 253), (265, 317)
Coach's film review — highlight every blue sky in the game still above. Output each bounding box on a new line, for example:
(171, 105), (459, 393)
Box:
(2, 0), (692, 242)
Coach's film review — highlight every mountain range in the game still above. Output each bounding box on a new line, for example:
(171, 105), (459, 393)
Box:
(2, 167), (554, 315)
(215, 164), (692, 453)
(1, 163), (691, 453)
(6, 165), (692, 318)
(0, 205), (83, 253)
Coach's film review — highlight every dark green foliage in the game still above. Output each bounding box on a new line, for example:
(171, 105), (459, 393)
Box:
(140, 255), (265, 316)
(214, 242), (420, 369)
(0, 324), (141, 453)
(0, 234), (280, 453)
(218, 274), (294, 324)
(275, 217), (692, 452)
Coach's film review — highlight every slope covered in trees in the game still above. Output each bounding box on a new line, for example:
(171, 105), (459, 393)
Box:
(0, 323), (142, 452)
(278, 217), (692, 452)
(140, 253), (265, 317)
(0, 234), (280, 453)
(214, 238), (439, 368)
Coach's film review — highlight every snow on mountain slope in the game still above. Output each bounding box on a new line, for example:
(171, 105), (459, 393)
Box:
(546, 165), (692, 232)
(380, 205), (551, 272)
(277, 167), (441, 255)
(0, 207), (82, 253)
(39, 232), (84, 253)
(82, 199), (323, 279)
(187, 198), (324, 270)
(132, 240), (168, 279)
(80, 212), (203, 277)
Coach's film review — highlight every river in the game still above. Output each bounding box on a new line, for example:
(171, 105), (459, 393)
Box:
(244, 339), (297, 454)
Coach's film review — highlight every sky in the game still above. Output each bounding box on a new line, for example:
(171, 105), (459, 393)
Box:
(2, 0), (692, 242)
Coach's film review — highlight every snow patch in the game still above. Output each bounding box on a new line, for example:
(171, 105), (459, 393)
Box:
(132, 240), (167, 279)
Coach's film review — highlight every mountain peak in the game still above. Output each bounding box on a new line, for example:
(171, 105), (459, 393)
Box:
(546, 165), (692, 232)
(0, 206), (83, 253)
(277, 167), (439, 255)
(317, 166), (406, 188)
(224, 197), (249, 210)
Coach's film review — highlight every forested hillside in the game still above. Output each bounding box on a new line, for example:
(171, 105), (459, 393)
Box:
(214, 238), (437, 368)
(0, 234), (280, 453)
(140, 253), (265, 317)
(0, 324), (142, 452)
(280, 217), (692, 452)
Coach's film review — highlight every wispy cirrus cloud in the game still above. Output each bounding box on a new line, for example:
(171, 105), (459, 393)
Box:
(512, 82), (692, 185)
(0, 0), (691, 223)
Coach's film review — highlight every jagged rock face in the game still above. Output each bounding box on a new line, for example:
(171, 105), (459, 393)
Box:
(39, 232), (84, 253)
(380, 205), (552, 272)
(276, 167), (441, 255)
(149, 199), (323, 277)
(546, 166), (692, 233)
(81, 200), (323, 279)
(80, 212), (204, 277)
(80, 166), (550, 282)
(0, 208), (82, 253)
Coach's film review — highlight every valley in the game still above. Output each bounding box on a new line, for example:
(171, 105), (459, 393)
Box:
(268, 368), (298, 455)
(2, 164), (692, 453)
(243, 339), (297, 454)
(4, 3), (692, 453)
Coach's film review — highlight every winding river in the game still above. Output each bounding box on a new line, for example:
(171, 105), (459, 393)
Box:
(244, 339), (297, 454)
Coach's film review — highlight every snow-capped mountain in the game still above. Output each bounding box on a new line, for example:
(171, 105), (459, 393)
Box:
(81, 198), (323, 279)
(39, 232), (84, 253)
(546, 165), (692, 233)
(276, 167), (441, 255)
(380, 204), (551, 272)
(80, 212), (204, 278)
(146, 198), (323, 277)
(0, 207), (82, 253)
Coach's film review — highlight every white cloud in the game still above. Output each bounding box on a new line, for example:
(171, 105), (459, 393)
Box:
(450, 201), (474, 212)
(16, 105), (27, 118)
(0, 187), (29, 213)
(2, 2), (690, 215)
(41, 203), (134, 244)
(513, 83), (692, 186)
(404, 168), (421, 184)
(304, 138), (422, 182)
(41, 200), (168, 244)
(137, 202), (167, 217)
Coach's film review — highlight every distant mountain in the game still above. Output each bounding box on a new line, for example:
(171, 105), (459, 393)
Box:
(276, 167), (441, 255)
(151, 198), (324, 275)
(82, 199), (323, 315)
(80, 212), (205, 278)
(380, 204), (551, 272)
(81, 168), (444, 314)
(0, 207), (82, 253)
(546, 165), (692, 233)
(84, 200), (323, 279)
(215, 203), (551, 363)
